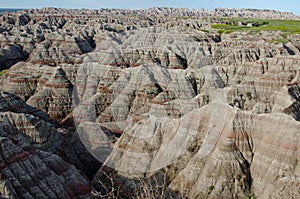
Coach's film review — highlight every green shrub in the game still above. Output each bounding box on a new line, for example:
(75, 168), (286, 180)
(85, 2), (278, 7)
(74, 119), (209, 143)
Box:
(200, 29), (209, 33)
(0, 69), (7, 76)
(217, 29), (225, 35)
(270, 38), (290, 44)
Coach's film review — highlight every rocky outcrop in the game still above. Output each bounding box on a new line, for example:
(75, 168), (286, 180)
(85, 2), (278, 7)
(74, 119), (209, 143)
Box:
(0, 44), (28, 70)
(0, 91), (56, 125)
(0, 62), (76, 122)
(0, 7), (300, 199)
(0, 91), (100, 181)
(0, 111), (62, 152)
(0, 121), (92, 199)
(27, 67), (73, 122)
(79, 20), (300, 199)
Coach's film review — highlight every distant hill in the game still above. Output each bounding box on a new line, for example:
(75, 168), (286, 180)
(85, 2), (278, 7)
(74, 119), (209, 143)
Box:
(1, 7), (299, 20)
(0, 8), (25, 13)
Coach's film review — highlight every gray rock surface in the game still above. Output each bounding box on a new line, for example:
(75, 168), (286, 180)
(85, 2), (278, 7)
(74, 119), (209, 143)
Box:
(0, 7), (300, 199)
(0, 122), (93, 199)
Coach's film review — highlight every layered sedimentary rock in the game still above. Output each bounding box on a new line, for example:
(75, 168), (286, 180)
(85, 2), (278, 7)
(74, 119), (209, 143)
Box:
(0, 92), (96, 198)
(0, 121), (93, 199)
(0, 91), (56, 125)
(67, 24), (299, 198)
(0, 62), (76, 122)
(0, 90), (100, 175)
(1, 7), (300, 199)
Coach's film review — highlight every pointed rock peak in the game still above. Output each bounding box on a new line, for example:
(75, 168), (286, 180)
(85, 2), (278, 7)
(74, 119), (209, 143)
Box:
(53, 67), (67, 78)
(44, 67), (71, 87)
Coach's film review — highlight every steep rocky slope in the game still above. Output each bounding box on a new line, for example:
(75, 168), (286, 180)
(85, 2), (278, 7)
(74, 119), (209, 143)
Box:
(0, 7), (300, 199)
(0, 92), (100, 198)
(0, 127), (92, 199)
(85, 27), (300, 198)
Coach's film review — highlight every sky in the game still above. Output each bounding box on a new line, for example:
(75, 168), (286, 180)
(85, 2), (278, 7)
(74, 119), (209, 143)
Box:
(1, 0), (300, 15)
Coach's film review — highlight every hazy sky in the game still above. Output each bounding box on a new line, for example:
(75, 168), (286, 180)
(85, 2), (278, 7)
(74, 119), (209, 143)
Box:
(1, 0), (300, 15)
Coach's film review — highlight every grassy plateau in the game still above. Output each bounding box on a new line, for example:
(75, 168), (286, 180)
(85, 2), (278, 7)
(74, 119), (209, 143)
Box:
(211, 18), (300, 35)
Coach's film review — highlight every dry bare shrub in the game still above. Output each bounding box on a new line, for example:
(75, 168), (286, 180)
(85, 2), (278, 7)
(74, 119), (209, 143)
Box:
(92, 170), (121, 198)
(132, 171), (168, 199)
(94, 169), (187, 199)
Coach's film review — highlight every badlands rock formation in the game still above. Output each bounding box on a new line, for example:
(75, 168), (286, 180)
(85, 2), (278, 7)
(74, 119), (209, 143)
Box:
(0, 7), (300, 198)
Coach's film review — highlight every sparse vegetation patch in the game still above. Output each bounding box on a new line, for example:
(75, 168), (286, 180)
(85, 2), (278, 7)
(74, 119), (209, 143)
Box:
(212, 18), (300, 34)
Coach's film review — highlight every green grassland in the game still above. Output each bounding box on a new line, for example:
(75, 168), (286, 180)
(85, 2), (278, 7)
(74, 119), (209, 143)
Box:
(211, 18), (300, 35)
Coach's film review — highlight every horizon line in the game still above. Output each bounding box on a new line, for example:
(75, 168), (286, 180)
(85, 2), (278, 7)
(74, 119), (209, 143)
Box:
(0, 6), (298, 14)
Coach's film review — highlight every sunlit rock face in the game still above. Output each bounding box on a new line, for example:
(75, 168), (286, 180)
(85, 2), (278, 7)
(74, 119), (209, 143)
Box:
(0, 7), (300, 198)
